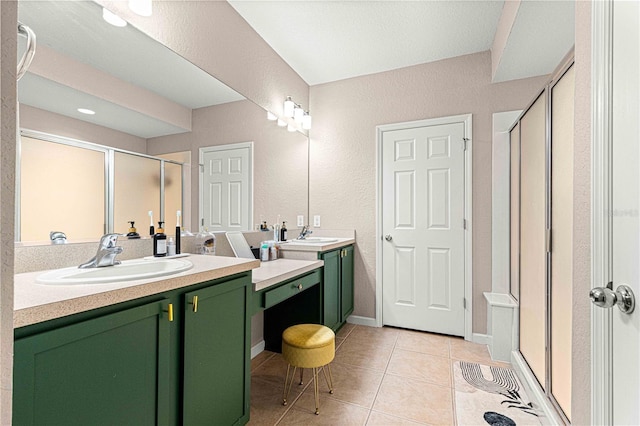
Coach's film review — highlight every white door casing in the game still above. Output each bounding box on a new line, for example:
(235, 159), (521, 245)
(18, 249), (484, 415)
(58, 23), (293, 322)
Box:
(377, 115), (472, 339)
(592, 1), (640, 424)
(199, 142), (253, 232)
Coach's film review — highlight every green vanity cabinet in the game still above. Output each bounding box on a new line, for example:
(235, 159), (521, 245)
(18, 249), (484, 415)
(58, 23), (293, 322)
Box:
(340, 245), (355, 321)
(321, 245), (354, 332)
(182, 277), (251, 425)
(13, 299), (172, 426)
(13, 272), (252, 426)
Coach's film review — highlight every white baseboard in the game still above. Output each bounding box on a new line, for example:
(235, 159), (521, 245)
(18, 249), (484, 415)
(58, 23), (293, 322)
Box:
(511, 351), (563, 425)
(346, 315), (378, 327)
(251, 340), (265, 359)
(472, 333), (491, 345)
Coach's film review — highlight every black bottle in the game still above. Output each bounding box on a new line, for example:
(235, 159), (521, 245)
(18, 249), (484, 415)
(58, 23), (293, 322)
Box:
(280, 221), (287, 241)
(153, 221), (167, 257)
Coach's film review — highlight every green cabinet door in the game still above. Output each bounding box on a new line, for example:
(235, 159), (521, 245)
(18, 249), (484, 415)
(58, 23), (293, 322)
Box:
(182, 277), (251, 425)
(340, 245), (355, 322)
(321, 249), (341, 331)
(13, 299), (172, 426)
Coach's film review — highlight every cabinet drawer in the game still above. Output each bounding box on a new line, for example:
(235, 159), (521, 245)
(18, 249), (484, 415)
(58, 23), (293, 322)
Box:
(263, 270), (321, 309)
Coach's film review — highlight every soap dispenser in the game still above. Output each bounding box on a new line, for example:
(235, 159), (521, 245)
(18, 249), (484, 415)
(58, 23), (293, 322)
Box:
(153, 221), (167, 257)
(280, 221), (287, 242)
(126, 221), (140, 239)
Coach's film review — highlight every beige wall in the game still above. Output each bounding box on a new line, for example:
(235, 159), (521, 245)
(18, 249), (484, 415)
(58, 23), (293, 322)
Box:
(147, 100), (308, 234)
(20, 104), (147, 153)
(571, 1), (592, 423)
(308, 51), (549, 333)
(0, 2), (17, 422)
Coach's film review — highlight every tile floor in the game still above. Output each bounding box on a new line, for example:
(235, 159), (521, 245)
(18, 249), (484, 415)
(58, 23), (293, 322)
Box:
(248, 324), (513, 425)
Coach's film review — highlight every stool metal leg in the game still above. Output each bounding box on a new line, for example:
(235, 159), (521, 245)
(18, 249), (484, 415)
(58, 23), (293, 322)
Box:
(283, 365), (297, 406)
(322, 364), (334, 394)
(300, 367), (304, 385)
(313, 367), (320, 415)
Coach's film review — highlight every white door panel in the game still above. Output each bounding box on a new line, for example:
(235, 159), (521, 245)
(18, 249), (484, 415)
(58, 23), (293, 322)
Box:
(611, 1), (640, 423)
(382, 122), (465, 336)
(200, 144), (252, 232)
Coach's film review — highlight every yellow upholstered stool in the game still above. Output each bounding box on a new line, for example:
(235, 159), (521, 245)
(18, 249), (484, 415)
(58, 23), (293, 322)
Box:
(281, 324), (335, 415)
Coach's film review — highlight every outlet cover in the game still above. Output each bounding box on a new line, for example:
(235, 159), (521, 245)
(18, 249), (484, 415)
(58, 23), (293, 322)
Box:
(313, 215), (321, 227)
(297, 215), (304, 227)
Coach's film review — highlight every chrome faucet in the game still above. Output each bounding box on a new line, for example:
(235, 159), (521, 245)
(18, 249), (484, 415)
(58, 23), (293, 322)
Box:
(297, 225), (313, 240)
(49, 231), (67, 244)
(79, 233), (123, 268)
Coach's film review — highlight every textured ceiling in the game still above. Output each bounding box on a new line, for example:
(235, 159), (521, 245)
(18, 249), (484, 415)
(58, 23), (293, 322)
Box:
(229, 0), (575, 85)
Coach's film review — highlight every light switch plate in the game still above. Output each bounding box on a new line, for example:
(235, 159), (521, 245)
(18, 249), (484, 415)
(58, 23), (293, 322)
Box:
(297, 215), (304, 227)
(313, 215), (321, 227)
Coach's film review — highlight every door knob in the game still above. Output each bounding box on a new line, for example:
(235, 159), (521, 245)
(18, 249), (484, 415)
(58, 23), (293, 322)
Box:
(590, 282), (635, 314)
(384, 234), (393, 242)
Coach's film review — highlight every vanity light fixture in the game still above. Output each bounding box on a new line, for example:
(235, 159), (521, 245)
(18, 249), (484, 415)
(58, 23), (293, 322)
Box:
(277, 119), (287, 127)
(282, 96), (311, 130)
(77, 108), (96, 115)
(293, 105), (304, 123)
(267, 111), (277, 121)
(302, 113), (312, 130)
(283, 96), (295, 118)
(129, 0), (152, 17)
(102, 8), (127, 27)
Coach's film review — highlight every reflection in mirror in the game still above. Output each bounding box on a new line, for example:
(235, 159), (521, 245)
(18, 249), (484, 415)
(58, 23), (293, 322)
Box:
(19, 135), (105, 242)
(17, 131), (184, 244)
(17, 0), (309, 243)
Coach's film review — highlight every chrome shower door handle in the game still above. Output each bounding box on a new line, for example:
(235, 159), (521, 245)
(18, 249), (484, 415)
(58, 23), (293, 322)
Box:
(384, 234), (393, 242)
(590, 282), (636, 314)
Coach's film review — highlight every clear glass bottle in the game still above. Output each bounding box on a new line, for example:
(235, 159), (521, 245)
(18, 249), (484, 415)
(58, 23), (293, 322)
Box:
(195, 228), (216, 255)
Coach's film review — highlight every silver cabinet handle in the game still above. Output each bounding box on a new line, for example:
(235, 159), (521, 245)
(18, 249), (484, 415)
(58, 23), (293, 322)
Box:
(590, 282), (635, 314)
(384, 234), (393, 242)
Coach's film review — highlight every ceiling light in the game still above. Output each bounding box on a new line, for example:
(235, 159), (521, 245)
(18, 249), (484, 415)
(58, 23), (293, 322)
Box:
(128, 0), (152, 17)
(283, 96), (295, 118)
(102, 8), (127, 27)
(267, 111), (277, 121)
(77, 108), (96, 115)
(277, 119), (287, 127)
(302, 113), (312, 130)
(287, 124), (296, 132)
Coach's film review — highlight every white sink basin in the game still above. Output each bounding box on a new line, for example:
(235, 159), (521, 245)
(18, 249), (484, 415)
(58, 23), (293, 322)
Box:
(289, 237), (338, 244)
(37, 258), (193, 285)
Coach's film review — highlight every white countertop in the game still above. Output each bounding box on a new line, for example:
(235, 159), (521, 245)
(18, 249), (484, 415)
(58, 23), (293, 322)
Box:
(252, 259), (324, 292)
(14, 255), (260, 328)
(278, 237), (355, 252)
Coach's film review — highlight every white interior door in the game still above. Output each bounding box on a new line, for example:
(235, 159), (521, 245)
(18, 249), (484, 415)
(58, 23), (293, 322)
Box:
(592, 1), (640, 423)
(611, 1), (640, 423)
(381, 122), (466, 336)
(200, 143), (252, 232)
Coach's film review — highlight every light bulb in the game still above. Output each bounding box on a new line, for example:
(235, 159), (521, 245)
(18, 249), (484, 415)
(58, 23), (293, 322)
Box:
(287, 124), (296, 132)
(129, 0), (152, 17)
(277, 119), (287, 127)
(302, 113), (312, 130)
(283, 97), (295, 118)
(102, 8), (127, 27)
(77, 108), (96, 115)
(267, 111), (277, 121)
(293, 106), (304, 123)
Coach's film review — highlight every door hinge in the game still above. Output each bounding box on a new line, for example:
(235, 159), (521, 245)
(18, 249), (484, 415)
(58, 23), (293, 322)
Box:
(201, 218), (204, 226)
(463, 298), (467, 309)
(546, 228), (552, 253)
(463, 138), (470, 151)
(463, 219), (467, 230)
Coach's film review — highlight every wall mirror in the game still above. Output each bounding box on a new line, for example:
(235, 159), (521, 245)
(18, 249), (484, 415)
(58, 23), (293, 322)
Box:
(16, 0), (309, 244)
